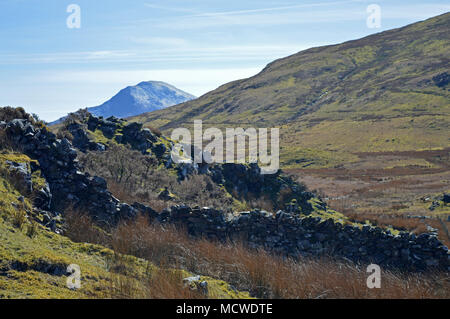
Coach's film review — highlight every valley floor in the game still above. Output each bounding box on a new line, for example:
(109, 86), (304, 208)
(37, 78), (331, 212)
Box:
(289, 149), (450, 247)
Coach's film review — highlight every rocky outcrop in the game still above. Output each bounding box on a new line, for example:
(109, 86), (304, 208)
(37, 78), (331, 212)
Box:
(2, 113), (314, 223)
(156, 205), (449, 272)
(6, 161), (34, 193)
(66, 122), (105, 152)
(3, 111), (448, 272)
(444, 193), (450, 204)
(427, 193), (450, 211)
(1, 118), (137, 224)
(63, 114), (314, 212)
(5, 160), (52, 211)
(208, 163), (314, 213)
(432, 72), (450, 88)
(68, 114), (172, 161)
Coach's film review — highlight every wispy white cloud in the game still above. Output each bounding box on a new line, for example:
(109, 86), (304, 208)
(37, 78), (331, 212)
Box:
(133, 0), (367, 29)
(143, 3), (197, 14)
(147, 2), (449, 29)
(155, 10), (361, 29)
(129, 36), (188, 46)
(380, 4), (450, 19)
(0, 50), (136, 64)
(0, 44), (313, 65)
(39, 67), (262, 89)
(191, 0), (365, 17)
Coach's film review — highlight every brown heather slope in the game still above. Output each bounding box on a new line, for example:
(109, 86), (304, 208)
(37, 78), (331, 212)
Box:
(129, 12), (450, 169)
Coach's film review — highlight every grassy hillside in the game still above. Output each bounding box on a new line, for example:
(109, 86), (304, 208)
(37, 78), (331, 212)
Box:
(3, 110), (450, 299)
(129, 13), (450, 169)
(0, 150), (250, 299)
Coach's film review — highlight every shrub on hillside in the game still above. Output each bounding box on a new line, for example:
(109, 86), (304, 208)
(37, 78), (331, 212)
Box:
(78, 144), (235, 211)
(62, 108), (91, 126)
(56, 128), (74, 141)
(145, 125), (162, 137)
(64, 207), (108, 244)
(0, 106), (47, 128)
(0, 130), (14, 150)
(0, 106), (32, 122)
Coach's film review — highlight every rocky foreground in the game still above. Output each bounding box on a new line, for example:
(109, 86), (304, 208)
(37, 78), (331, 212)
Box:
(1, 111), (448, 272)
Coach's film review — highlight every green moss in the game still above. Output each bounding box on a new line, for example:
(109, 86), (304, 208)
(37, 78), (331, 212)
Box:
(88, 129), (114, 146)
(201, 277), (253, 299)
(0, 213), (112, 298)
(0, 152), (37, 165)
(31, 170), (47, 191)
(307, 198), (348, 224)
(305, 198), (408, 235)
(0, 151), (48, 195)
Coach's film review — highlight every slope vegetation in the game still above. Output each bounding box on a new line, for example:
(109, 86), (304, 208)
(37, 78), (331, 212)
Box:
(130, 13), (450, 168)
(0, 153), (249, 299)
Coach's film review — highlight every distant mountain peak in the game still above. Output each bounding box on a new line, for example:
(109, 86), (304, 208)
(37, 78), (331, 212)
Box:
(86, 81), (196, 119)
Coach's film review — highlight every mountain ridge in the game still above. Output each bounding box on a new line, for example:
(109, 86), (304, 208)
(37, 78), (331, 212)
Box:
(88, 80), (196, 119)
(129, 12), (450, 169)
(50, 81), (195, 125)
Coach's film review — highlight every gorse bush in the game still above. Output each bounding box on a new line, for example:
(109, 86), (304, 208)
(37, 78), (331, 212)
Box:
(79, 144), (158, 188)
(172, 174), (234, 211)
(0, 106), (47, 128)
(56, 128), (74, 142)
(0, 128), (21, 152)
(0, 106), (31, 122)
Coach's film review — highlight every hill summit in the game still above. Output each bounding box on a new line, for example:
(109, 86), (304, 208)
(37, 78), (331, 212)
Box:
(88, 81), (196, 119)
(129, 13), (450, 169)
(50, 81), (195, 125)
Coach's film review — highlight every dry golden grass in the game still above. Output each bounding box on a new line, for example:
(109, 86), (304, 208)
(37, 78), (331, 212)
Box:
(64, 208), (109, 244)
(107, 254), (205, 299)
(11, 208), (27, 230)
(65, 212), (450, 299)
(64, 212), (206, 299)
(144, 269), (205, 299)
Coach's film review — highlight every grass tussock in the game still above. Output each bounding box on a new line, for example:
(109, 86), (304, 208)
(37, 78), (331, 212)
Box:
(0, 130), (15, 151)
(64, 208), (109, 244)
(109, 267), (205, 299)
(11, 208), (27, 230)
(105, 250), (206, 299)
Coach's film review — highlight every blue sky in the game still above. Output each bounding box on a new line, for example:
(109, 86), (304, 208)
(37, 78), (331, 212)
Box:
(0, 0), (449, 121)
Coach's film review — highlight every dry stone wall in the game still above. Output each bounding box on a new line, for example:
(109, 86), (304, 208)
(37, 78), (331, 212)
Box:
(153, 205), (449, 272)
